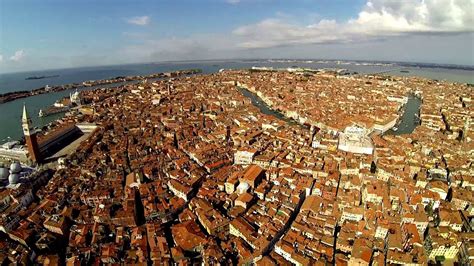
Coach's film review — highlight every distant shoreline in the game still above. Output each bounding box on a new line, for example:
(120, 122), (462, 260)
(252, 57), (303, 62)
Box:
(0, 69), (202, 104)
(1, 59), (472, 76)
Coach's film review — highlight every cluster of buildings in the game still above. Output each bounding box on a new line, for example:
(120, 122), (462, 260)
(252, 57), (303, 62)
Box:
(0, 104), (85, 165)
(237, 70), (409, 133)
(0, 69), (472, 265)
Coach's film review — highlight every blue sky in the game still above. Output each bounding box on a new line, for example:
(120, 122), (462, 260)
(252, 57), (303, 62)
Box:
(0, 0), (473, 73)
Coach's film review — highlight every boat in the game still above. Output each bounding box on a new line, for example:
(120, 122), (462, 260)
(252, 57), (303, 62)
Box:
(38, 109), (44, 117)
(393, 127), (398, 131)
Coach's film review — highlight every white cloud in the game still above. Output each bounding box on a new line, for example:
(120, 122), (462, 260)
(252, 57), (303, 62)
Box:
(233, 0), (474, 48)
(0, 54), (3, 62)
(120, 33), (240, 62)
(118, 0), (473, 64)
(347, 0), (473, 34)
(126, 16), (150, 26)
(226, 0), (241, 4)
(10, 50), (25, 62)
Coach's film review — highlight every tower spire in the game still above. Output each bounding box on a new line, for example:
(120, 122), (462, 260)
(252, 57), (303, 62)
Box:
(22, 103), (33, 136)
(21, 104), (42, 163)
(22, 103), (29, 122)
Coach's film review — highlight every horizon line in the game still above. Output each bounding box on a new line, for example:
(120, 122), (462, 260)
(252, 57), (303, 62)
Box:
(1, 58), (473, 75)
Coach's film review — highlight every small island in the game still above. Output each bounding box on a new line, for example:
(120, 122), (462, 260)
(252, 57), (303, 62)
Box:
(25, 75), (59, 80)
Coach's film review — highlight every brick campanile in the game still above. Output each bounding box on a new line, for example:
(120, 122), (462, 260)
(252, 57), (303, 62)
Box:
(22, 104), (42, 163)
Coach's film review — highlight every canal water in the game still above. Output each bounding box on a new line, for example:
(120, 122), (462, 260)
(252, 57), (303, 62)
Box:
(238, 87), (312, 130)
(385, 95), (422, 135)
(237, 87), (296, 125)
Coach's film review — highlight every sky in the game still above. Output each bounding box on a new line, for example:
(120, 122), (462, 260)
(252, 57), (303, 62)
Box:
(0, 0), (473, 73)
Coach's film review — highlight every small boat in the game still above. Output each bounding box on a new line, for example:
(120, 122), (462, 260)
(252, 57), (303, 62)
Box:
(393, 127), (398, 131)
(38, 109), (44, 117)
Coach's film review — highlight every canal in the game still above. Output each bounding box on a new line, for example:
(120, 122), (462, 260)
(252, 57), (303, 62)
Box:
(237, 87), (306, 127)
(2, 76), (422, 142)
(385, 95), (422, 135)
(238, 86), (422, 136)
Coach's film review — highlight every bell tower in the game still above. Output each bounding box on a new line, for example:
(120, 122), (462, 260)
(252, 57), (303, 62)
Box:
(22, 104), (41, 163)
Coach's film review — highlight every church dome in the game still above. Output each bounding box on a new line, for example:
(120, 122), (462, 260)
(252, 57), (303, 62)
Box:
(0, 167), (9, 180)
(8, 173), (20, 185)
(10, 162), (22, 174)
